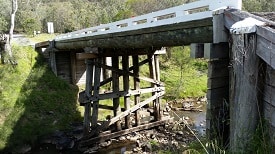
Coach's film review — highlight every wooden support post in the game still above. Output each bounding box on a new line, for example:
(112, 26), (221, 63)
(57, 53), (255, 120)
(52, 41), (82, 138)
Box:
(49, 48), (57, 75)
(84, 59), (94, 135)
(190, 43), (204, 58)
(230, 34), (263, 152)
(70, 51), (76, 84)
(133, 55), (141, 126)
(154, 55), (161, 121)
(148, 54), (158, 121)
(91, 58), (102, 128)
(123, 54), (131, 128)
(206, 42), (230, 146)
(112, 55), (122, 131)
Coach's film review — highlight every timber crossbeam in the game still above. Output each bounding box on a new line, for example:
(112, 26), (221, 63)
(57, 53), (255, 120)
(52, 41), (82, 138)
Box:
(80, 117), (173, 147)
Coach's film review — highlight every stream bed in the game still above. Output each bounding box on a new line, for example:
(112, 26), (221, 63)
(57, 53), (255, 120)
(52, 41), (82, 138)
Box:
(29, 98), (207, 154)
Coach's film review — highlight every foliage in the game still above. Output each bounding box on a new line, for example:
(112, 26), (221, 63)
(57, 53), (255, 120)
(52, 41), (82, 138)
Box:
(160, 47), (207, 100)
(243, 0), (275, 12)
(0, 0), (10, 33)
(249, 120), (272, 154)
(0, 45), (81, 150)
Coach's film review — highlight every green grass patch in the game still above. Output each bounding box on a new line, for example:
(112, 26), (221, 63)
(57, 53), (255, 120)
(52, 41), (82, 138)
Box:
(160, 46), (207, 100)
(28, 33), (57, 43)
(0, 45), (81, 150)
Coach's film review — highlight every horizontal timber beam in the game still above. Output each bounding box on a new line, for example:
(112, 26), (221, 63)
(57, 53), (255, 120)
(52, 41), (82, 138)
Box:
(80, 117), (173, 147)
(54, 25), (213, 50)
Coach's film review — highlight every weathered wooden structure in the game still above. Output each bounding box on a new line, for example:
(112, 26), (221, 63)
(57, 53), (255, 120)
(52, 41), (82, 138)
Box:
(35, 0), (275, 152)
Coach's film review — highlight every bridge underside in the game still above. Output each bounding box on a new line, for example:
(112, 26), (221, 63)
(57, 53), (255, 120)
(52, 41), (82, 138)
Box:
(47, 18), (214, 148)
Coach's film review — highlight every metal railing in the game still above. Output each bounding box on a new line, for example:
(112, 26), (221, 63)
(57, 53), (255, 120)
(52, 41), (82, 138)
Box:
(55, 0), (241, 41)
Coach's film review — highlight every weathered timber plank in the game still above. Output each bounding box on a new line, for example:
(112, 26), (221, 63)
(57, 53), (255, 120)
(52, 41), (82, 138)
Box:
(207, 86), (229, 102)
(94, 62), (164, 86)
(88, 87), (165, 102)
(133, 55), (141, 126)
(256, 35), (275, 70)
(99, 48), (159, 57)
(190, 43), (204, 59)
(208, 59), (229, 78)
(266, 66), (275, 87)
(76, 53), (98, 60)
(257, 26), (275, 43)
(207, 76), (229, 89)
(263, 85), (275, 108)
(55, 26), (213, 50)
(80, 117), (173, 146)
(229, 34), (264, 152)
(213, 13), (228, 43)
(263, 101), (275, 126)
(35, 41), (49, 48)
(204, 43), (229, 59)
(108, 92), (164, 127)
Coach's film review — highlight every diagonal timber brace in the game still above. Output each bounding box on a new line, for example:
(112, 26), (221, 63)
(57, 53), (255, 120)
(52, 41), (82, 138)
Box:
(83, 91), (165, 139)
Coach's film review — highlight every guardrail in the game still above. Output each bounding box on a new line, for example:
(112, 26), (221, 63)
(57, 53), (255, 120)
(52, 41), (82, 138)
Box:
(55, 0), (241, 41)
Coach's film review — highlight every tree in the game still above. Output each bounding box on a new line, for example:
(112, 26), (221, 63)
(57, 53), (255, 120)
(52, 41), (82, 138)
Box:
(0, 0), (17, 64)
(0, 0), (10, 33)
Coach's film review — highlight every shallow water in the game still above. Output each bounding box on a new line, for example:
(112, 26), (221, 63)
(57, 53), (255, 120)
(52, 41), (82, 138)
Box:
(169, 102), (207, 136)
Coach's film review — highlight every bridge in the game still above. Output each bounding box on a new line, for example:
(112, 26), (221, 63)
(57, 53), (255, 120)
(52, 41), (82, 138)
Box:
(36, 0), (275, 152)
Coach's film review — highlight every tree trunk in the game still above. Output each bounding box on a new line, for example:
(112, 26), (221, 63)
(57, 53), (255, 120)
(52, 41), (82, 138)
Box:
(1, 0), (18, 64)
(9, 0), (18, 44)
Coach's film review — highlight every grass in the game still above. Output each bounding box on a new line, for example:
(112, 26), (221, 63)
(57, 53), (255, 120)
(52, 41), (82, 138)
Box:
(28, 33), (57, 43)
(0, 44), (82, 151)
(160, 46), (207, 100)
